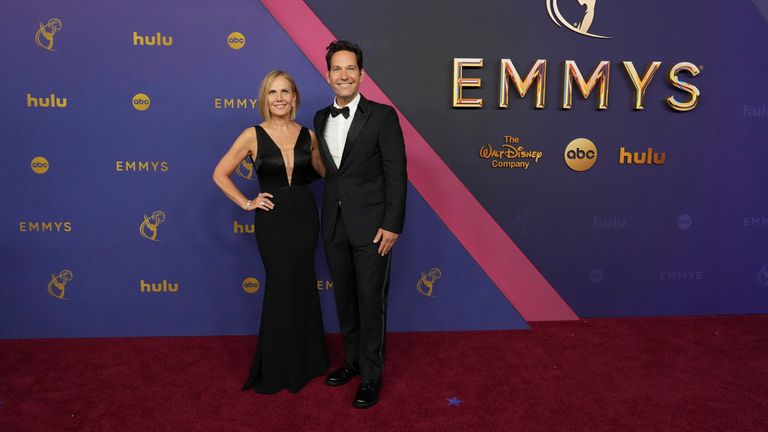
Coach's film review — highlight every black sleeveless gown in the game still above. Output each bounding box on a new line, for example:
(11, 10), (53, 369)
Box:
(242, 125), (328, 394)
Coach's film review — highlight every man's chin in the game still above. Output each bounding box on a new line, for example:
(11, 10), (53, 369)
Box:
(334, 88), (358, 98)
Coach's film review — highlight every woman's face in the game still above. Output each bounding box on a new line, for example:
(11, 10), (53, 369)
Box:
(267, 76), (295, 118)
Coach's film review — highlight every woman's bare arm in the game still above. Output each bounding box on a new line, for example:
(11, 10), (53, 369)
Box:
(212, 127), (258, 209)
(309, 130), (326, 178)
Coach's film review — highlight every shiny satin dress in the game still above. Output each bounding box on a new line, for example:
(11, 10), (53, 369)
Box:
(242, 125), (328, 394)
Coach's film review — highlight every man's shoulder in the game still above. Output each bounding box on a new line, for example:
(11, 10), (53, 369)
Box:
(313, 106), (330, 125)
(314, 106), (330, 117)
(361, 97), (395, 115)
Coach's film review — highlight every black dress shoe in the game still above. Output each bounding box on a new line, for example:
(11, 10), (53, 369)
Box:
(353, 379), (381, 409)
(325, 364), (359, 386)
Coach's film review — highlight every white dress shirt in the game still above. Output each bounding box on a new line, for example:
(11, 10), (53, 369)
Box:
(324, 93), (361, 169)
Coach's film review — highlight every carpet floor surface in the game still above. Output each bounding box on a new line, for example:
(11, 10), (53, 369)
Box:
(1, 316), (767, 431)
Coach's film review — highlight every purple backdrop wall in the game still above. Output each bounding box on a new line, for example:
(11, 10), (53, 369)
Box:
(2, 0), (767, 338)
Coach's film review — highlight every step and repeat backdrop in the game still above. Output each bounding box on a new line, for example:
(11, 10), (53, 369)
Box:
(2, 0), (767, 338)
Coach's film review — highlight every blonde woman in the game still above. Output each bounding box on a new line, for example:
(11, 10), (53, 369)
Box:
(213, 70), (327, 394)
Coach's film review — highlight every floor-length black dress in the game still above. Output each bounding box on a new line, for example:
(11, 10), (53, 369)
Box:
(242, 125), (328, 394)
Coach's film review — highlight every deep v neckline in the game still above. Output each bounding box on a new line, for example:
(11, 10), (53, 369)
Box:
(259, 125), (304, 187)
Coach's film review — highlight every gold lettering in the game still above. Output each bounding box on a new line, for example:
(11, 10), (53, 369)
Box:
(214, 98), (222, 109)
(623, 61), (662, 110)
(499, 59), (547, 109)
(126, 161), (136, 171)
(233, 221), (254, 234)
(237, 99), (247, 109)
(138, 161), (149, 171)
(452, 58), (483, 108)
(562, 60), (611, 110)
(479, 144), (542, 162)
(224, 99), (235, 109)
(19, 221), (72, 232)
(479, 144), (495, 159)
(667, 62), (701, 112)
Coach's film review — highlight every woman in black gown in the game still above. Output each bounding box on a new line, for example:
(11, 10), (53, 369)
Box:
(212, 70), (328, 393)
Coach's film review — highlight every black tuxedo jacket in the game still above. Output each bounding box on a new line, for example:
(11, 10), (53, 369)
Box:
(313, 95), (407, 245)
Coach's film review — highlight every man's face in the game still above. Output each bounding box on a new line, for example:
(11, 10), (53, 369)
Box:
(327, 50), (364, 104)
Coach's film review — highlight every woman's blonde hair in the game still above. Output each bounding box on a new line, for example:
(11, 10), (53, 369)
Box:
(257, 70), (300, 120)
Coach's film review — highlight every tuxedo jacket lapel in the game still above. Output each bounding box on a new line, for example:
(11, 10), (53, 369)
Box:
(338, 96), (370, 171)
(316, 105), (339, 175)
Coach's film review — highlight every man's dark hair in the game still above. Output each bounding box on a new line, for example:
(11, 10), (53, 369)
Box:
(325, 40), (364, 71)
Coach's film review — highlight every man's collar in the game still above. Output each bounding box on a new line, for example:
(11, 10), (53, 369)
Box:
(333, 93), (362, 112)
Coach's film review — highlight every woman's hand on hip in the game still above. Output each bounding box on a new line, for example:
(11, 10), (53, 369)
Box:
(245, 192), (274, 211)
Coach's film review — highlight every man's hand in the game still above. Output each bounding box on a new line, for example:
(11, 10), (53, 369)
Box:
(372, 228), (399, 256)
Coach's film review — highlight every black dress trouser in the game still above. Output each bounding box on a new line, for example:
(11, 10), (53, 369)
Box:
(324, 208), (391, 381)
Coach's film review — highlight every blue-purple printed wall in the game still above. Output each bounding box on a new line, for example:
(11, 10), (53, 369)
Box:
(1, 0), (767, 338)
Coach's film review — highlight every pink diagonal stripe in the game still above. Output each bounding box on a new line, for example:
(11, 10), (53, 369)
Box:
(261, 0), (577, 321)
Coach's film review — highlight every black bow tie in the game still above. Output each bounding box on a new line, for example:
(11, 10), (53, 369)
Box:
(330, 106), (350, 119)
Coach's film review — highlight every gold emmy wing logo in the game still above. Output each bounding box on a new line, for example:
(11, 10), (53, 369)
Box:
(242, 277), (260, 294)
(48, 269), (73, 300)
(546, 0), (610, 39)
(35, 18), (62, 51)
(227, 32), (246, 49)
(140, 210), (166, 241)
(236, 158), (257, 181)
(417, 268), (442, 298)
(132, 93), (151, 111)
(758, 265), (768, 286)
(31, 156), (49, 174)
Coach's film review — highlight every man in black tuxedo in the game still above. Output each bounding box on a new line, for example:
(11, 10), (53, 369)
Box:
(313, 40), (407, 409)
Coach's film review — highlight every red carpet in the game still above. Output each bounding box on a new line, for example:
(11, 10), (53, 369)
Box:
(1, 316), (767, 431)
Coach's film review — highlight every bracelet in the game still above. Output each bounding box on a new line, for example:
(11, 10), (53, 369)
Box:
(245, 200), (252, 210)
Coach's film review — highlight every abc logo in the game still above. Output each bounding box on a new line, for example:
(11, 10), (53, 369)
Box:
(242, 277), (260, 294)
(227, 32), (246, 50)
(564, 138), (598, 172)
(677, 214), (692, 230)
(31, 156), (49, 174)
(132, 93), (151, 111)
